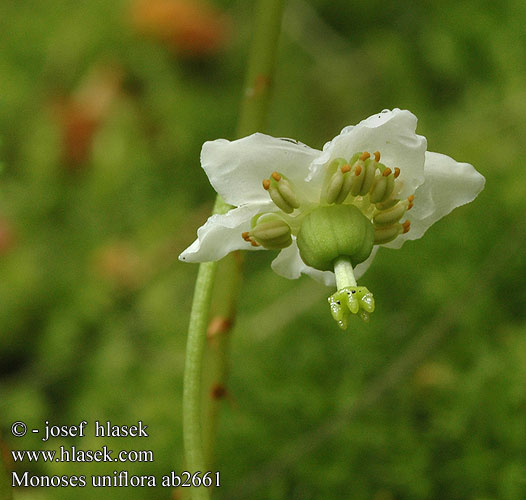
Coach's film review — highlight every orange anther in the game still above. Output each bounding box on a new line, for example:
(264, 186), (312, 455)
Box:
(374, 151), (381, 162)
(408, 201), (414, 210)
(394, 167), (401, 178)
(402, 220), (411, 233)
(271, 171), (281, 181)
(262, 179), (271, 190)
(408, 194), (415, 202)
(241, 231), (250, 240)
(382, 167), (392, 177)
(354, 165), (362, 176)
(341, 164), (351, 173)
(250, 241), (260, 247)
(360, 152), (370, 161)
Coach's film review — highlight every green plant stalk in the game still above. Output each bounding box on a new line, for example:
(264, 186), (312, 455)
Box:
(201, 252), (242, 468)
(182, 262), (217, 500)
(236, 0), (286, 138)
(182, 0), (286, 498)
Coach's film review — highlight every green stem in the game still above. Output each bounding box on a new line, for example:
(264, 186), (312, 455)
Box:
(334, 257), (357, 289)
(202, 251), (242, 468)
(183, 1), (286, 498)
(183, 261), (217, 500)
(237, 0), (286, 137)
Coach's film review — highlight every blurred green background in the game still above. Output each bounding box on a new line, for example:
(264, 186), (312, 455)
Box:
(0, 0), (525, 499)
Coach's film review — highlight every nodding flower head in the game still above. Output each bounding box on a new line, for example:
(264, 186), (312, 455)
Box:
(180, 109), (485, 329)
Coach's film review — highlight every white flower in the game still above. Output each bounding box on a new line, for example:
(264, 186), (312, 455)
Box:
(179, 109), (485, 290)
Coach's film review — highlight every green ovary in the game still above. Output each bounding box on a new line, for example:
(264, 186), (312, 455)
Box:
(296, 205), (375, 271)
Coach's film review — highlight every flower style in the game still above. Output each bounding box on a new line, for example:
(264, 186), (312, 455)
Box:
(179, 109), (485, 329)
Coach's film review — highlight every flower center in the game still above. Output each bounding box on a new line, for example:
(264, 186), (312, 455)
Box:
(240, 150), (416, 329)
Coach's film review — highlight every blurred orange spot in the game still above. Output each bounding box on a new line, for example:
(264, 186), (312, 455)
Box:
(52, 66), (122, 169)
(58, 103), (99, 168)
(131, 0), (230, 57)
(93, 241), (145, 290)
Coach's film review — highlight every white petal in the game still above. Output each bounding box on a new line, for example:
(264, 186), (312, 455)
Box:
(384, 151), (485, 249)
(353, 246), (379, 281)
(271, 238), (336, 286)
(179, 203), (274, 262)
(201, 134), (321, 206)
(309, 109), (427, 198)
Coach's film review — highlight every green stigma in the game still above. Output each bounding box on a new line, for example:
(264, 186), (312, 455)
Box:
(328, 258), (375, 330)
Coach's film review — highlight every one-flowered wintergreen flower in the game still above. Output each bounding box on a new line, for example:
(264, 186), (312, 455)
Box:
(179, 109), (485, 329)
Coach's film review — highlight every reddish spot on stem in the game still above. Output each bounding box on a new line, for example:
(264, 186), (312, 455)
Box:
(210, 383), (227, 400)
(207, 316), (232, 338)
(252, 74), (272, 97)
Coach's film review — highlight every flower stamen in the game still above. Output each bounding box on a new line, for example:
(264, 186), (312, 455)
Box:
(369, 175), (387, 203)
(322, 159), (355, 204)
(262, 172), (300, 213)
(374, 224), (402, 244)
(360, 158), (377, 195)
(322, 151), (402, 208)
(372, 192), (414, 242)
(373, 199), (409, 226)
(242, 213), (292, 249)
